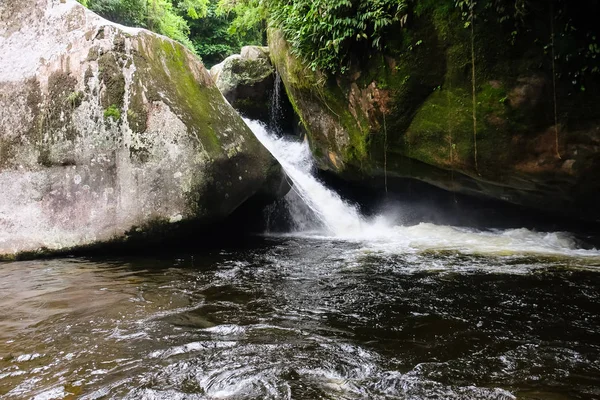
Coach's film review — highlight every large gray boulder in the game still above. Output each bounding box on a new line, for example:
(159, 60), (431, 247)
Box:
(0, 0), (288, 259)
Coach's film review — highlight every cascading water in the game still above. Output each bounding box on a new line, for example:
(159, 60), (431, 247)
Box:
(245, 118), (600, 258)
(268, 71), (285, 135)
(245, 119), (365, 236)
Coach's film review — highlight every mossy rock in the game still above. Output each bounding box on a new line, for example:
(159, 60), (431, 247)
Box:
(210, 46), (275, 122)
(0, 0), (288, 259)
(268, 1), (600, 221)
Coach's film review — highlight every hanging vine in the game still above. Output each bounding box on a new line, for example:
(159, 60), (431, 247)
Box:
(469, 0), (479, 174)
(446, 63), (457, 202)
(550, 3), (561, 159)
(457, 0), (480, 175)
(383, 112), (388, 195)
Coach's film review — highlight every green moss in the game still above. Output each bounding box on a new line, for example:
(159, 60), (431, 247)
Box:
(320, 82), (370, 165)
(404, 88), (472, 168)
(312, 144), (324, 158)
(42, 71), (78, 145)
(229, 57), (273, 85)
(403, 79), (514, 178)
(98, 52), (125, 110)
(268, 29), (321, 91)
(0, 248), (52, 262)
(87, 46), (100, 61)
(137, 36), (225, 155)
(127, 80), (148, 133)
(67, 91), (83, 108)
(104, 104), (121, 120)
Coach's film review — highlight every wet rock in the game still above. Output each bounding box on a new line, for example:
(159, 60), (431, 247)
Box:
(0, 0), (288, 259)
(268, 12), (600, 222)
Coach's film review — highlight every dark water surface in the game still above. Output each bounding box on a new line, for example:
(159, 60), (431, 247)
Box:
(1, 237), (600, 399)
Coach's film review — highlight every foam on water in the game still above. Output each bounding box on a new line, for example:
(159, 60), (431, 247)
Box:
(245, 119), (600, 259)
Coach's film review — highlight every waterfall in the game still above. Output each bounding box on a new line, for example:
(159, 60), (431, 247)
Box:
(243, 118), (600, 257)
(244, 119), (365, 236)
(268, 71), (285, 135)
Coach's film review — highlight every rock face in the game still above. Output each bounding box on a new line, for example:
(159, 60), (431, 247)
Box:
(0, 0), (288, 258)
(268, 5), (600, 221)
(210, 46), (275, 121)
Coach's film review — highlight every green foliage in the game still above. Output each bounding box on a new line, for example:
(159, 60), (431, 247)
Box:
(78, 0), (258, 63)
(147, 0), (195, 49)
(218, 0), (409, 74)
(189, 3), (261, 67)
(275, 0), (408, 74)
(79, 0), (209, 52)
(216, 0), (267, 37)
(86, 0), (147, 26)
(176, 0), (210, 19)
(219, 0), (600, 83)
(78, 0), (600, 82)
(67, 91), (84, 108)
(104, 104), (122, 120)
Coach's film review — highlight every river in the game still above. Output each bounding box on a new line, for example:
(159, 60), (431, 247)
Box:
(1, 121), (599, 399)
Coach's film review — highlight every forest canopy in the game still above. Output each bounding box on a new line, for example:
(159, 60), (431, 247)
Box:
(79, 0), (600, 83)
(77, 0), (262, 66)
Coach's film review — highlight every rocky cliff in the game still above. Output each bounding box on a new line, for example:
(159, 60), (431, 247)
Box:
(268, 2), (600, 221)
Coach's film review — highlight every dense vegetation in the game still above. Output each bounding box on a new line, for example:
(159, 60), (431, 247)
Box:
(220, 0), (600, 82)
(218, 0), (411, 74)
(80, 0), (599, 84)
(78, 0), (261, 66)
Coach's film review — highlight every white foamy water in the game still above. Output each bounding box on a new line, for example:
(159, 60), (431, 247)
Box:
(245, 119), (365, 235)
(245, 119), (600, 259)
(356, 222), (600, 258)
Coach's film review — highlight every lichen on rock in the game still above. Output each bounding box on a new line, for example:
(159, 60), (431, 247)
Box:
(0, 0), (288, 259)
